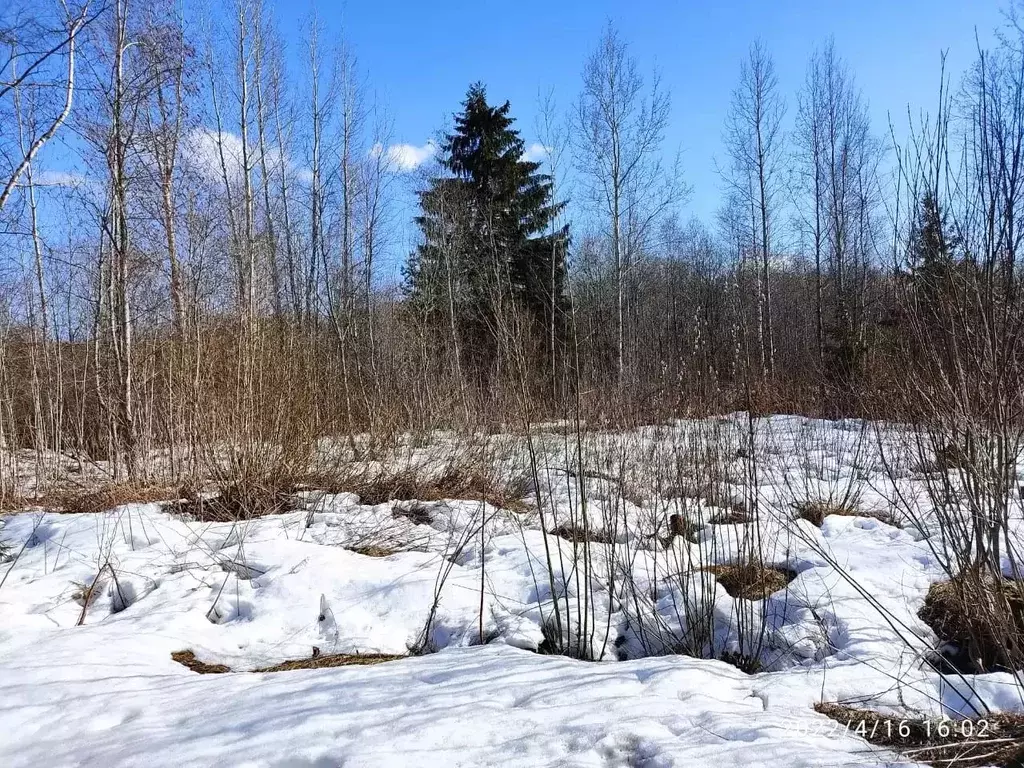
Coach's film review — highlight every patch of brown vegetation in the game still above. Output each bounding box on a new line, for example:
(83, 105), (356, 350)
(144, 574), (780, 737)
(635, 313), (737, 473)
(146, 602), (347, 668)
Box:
(256, 652), (403, 672)
(171, 649), (404, 674)
(705, 563), (796, 600)
(171, 650), (231, 674)
(4, 484), (182, 515)
(175, 482), (295, 522)
(814, 702), (1024, 768)
(663, 512), (701, 545)
(706, 508), (752, 525)
(919, 578), (1024, 673)
(549, 523), (614, 544)
(391, 501), (434, 526)
(347, 544), (400, 557)
(356, 467), (529, 512)
(793, 499), (896, 527)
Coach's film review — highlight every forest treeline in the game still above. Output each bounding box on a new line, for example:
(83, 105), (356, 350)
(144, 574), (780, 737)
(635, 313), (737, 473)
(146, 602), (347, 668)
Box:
(1, 0), (1023, 489)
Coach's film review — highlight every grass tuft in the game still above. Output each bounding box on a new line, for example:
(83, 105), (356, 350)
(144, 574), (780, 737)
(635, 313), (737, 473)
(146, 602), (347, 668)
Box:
(918, 577), (1024, 674)
(705, 563), (796, 600)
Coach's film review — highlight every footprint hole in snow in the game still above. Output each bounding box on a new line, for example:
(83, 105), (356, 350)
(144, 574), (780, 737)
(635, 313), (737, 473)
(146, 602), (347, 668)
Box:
(207, 596), (254, 624)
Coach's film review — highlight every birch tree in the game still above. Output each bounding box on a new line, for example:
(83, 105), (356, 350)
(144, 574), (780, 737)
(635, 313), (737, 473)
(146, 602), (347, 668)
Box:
(576, 23), (683, 390)
(723, 40), (785, 380)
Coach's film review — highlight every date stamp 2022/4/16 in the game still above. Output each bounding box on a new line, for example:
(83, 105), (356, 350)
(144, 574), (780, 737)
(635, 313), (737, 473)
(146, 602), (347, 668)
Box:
(782, 714), (994, 741)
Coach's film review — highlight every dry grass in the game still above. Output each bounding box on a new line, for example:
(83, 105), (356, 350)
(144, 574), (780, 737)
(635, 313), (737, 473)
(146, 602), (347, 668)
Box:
(814, 702), (1024, 767)
(175, 481), (296, 522)
(391, 501), (434, 526)
(170, 649), (403, 674)
(548, 522), (614, 544)
(705, 563), (796, 600)
(793, 499), (896, 527)
(171, 650), (231, 674)
(3, 484), (183, 515)
(347, 544), (401, 557)
(706, 509), (753, 525)
(354, 467), (530, 512)
(919, 578), (1024, 673)
(256, 652), (403, 672)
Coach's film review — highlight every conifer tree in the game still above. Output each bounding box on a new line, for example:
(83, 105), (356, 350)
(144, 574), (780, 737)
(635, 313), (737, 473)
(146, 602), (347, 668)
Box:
(907, 192), (957, 320)
(407, 83), (569, 382)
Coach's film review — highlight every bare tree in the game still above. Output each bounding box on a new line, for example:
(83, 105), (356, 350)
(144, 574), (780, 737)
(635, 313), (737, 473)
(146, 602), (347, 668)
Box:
(793, 40), (881, 410)
(575, 23), (685, 391)
(0, 0), (95, 215)
(722, 40), (785, 380)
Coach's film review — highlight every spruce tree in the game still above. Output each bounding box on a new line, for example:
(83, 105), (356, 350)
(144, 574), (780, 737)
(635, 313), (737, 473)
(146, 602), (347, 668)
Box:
(907, 192), (957, 319)
(407, 83), (568, 382)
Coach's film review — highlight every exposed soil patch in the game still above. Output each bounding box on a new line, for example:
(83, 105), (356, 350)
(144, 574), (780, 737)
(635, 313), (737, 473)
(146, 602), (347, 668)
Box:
(705, 563), (796, 600)
(814, 702), (1024, 768)
(918, 578), (1024, 674)
(171, 649), (404, 674)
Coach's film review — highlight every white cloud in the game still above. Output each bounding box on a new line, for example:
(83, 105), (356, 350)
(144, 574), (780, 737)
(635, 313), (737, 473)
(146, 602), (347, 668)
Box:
(375, 141), (436, 172)
(522, 143), (551, 163)
(186, 127), (246, 183)
(185, 127), (311, 185)
(367, 140), (548, 173)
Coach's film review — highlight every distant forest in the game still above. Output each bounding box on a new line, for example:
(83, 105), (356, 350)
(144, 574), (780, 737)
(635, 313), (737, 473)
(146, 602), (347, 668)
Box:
(1, 0), (1022, 489)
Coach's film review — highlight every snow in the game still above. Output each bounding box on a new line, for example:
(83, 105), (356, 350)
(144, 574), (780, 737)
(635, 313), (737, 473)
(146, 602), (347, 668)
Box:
(1, 415), (1022, 766)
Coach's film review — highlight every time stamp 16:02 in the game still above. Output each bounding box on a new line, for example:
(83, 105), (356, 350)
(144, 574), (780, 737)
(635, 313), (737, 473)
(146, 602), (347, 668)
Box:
(784, 717), (993, 740)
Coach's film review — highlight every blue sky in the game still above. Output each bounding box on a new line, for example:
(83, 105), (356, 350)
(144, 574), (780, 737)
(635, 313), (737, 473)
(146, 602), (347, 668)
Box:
(272, 0), (1005, 226)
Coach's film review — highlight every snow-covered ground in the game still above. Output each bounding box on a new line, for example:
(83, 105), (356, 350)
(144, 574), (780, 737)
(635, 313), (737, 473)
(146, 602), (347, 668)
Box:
(1, 416), (1022, 767)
